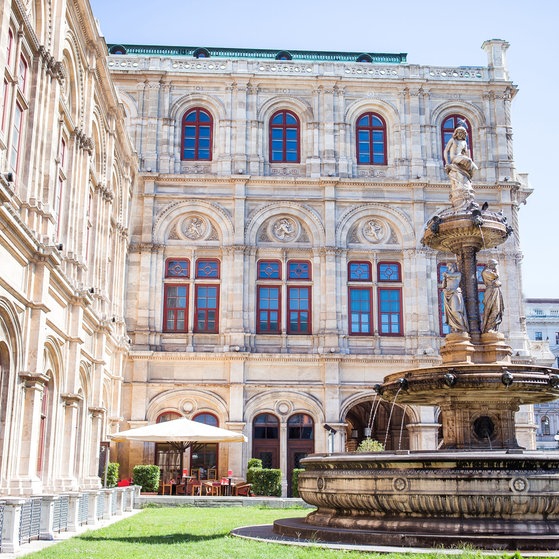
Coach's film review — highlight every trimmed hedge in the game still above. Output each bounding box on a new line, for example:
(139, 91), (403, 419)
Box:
(250, 468), (282, 497)
(291, 468), (304, 498)
(106, 462), (119, 488)
(132, 464), (160, 492)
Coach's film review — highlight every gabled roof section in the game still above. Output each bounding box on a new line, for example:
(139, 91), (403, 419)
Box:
(106, 43), (407, 64)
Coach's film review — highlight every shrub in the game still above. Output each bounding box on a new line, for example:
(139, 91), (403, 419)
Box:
(246, 458), (263, 485)
(251, 468), (282, 497)
(132, 465), (160, 492)
(105, 462), (119, 488)
(356, 438), (385, 452)
(247, 458), (262, 470)
(291, 468), (304, 498)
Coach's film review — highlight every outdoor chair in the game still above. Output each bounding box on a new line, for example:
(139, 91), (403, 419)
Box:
(186, 479), (202, 495)
(232, 482), (251, 496)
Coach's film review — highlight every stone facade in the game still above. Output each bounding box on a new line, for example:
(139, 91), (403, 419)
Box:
(108, 40), (534, 492)
(525, 298), (559, 449)
(0, 0), (135, 496)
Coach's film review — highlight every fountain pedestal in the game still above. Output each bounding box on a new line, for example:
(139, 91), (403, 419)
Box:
(273, 158), (559, 551)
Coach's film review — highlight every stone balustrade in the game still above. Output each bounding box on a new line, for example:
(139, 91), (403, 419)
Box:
(0, 486), (138, 554)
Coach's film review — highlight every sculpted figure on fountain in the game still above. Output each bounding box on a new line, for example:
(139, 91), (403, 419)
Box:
(481, 259), (505, 332)
(443, 126), (479, 211)
(441, 262), (469, 333)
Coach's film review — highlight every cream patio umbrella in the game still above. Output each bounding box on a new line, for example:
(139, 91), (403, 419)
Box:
(111, 417), (247, 477)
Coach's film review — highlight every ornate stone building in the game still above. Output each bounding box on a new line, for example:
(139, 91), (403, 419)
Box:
(525, 298), (559, 449)
(107, 41), (534, 493)
(0, 0), (135, 496)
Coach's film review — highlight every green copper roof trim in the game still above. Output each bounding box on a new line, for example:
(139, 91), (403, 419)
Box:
(106, 44), (407, 64)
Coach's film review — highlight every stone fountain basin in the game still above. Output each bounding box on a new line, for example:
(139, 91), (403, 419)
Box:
(274, 450), (559, 550)
(381, 364), (559, 406)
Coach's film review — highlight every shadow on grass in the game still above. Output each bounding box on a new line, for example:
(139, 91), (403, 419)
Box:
(77, 532), (226, 545)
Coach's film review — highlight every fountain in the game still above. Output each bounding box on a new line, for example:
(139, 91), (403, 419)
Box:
(273, 126), (559, 551)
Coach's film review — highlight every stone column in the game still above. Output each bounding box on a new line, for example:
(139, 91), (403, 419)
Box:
(39, 495), (58, 540)
(66, 493), (81, 531)
(1, 498), (25, 553)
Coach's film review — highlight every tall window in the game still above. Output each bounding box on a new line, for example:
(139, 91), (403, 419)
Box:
(441, 114), (473, 160)
(252, 413), (280, 469)
(55, 138), (67, 236)
(256, 259), (311, 334)
(163, 258), (220, 333)
(541, 416), (551, 436)
(269, 110), (300, 163)
(155, 411), (182, 481)
(181, 108), (212, 161)
(9, 103), (23, 172)
(348, 261), (403, 336)
(191, 413), (218, 479)
(356, 112), (387, 165)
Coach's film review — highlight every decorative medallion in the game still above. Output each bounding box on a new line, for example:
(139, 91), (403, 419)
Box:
(182, 215), (209, 240)
(510, 477), (528, 493)
(317, 477), (325, 491)
(356, 218), (391, 244)
(276, 400), (293, 416)
(393, 477), (408, 491)
(181, 399), (197, 414)
(269, 217), (300, 242)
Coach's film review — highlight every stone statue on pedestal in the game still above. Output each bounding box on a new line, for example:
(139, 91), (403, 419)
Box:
(443, 126), (479, 211)
(441, 262), (469, 333)
(481, 259), (504, 333)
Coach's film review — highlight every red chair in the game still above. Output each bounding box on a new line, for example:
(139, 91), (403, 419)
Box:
(232, 482), (252, 496)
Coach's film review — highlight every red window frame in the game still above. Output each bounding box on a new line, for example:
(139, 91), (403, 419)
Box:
(377, 287), (403, 336)
(195, 258), (220, 279)
(165, 258), (190, 278)
(181, 108), (213, 161)
(441, 114), (473, 161)
(269, 109), (300, 163)
(194, 284), (219, 333)
(287, 260), (311, 280)
(348, 261), (372, 282)
(348, 286), (373, 335)
(163, 284), (188, 332)
(287, 285), (311, 334)
(18, 56), (28, 94)
(256, 285), (281, 334)
(356, 112), (387, 165)
(6, 29), (13, 70)
(10, 102), (23, 172)
(1, 79), (9, 132)
(257, 259), (282, 280)
(377, 261), (401, 282)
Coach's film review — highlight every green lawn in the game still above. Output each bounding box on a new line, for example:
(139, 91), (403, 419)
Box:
(24, 507), (537, 559)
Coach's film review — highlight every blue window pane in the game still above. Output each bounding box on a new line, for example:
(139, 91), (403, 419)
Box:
(358, 130), (370, 141)
(358, 115), (369, 126)
(286, 129), (297, 139)
(272, 114), (284, 124)
(185, 126), (196, 137)
(272, 129), (283, 139)
(349, 262), (371, 281)
(258, 261), (280, 279)
(379, 263), (400, 281)
(185, 112), (197, 122)
(373, 131), (384, 142)
(372, 116), (383, 127)
(285, 114), (297, 124)
(199, 127), (210, 138)
(196, 260), (219, 278)
(184, 138), (196, 148)
(183, 149), (195, 158)
(166, 260), (189, 277)
(286, 152), (298, 162)
(199, 112), (210, 122)
(288, 261), (310, 279)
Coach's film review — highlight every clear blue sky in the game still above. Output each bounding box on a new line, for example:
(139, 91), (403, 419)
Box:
(89, 0), (559, 298)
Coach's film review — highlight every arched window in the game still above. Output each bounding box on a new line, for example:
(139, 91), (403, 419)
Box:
(269, 110), (300, 163)
(441, 114), (473, 161)
(287, 413), (314, 496)
(155, 411), (182, 481)
(541, 415), (551, 436)
(252, 413), (280, 469)
(181, 108), (212, 161)
(356, 112), (387, 165)
(191, 412), (219, 479)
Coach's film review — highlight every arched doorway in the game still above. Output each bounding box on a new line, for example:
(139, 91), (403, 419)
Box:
(345, 399), (411, 451)
(190, 412), (219, 480)
(155, 411), (181, 482)
(252, 413), (279, 469)
(287, 413), (314, 496)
